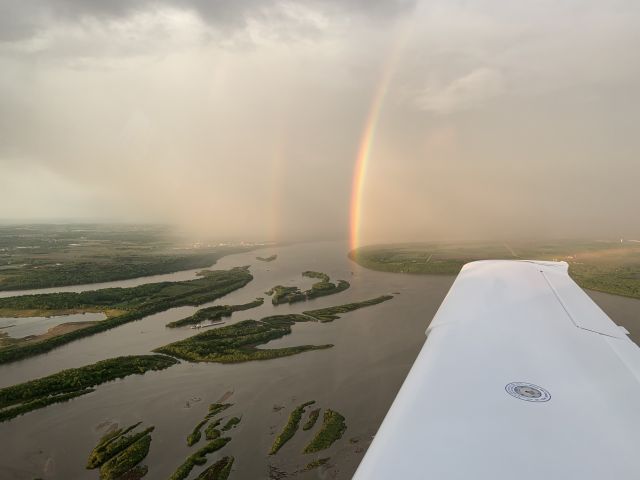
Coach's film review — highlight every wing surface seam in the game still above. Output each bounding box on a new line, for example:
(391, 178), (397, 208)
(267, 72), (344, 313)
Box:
(540, 270), (619, 339)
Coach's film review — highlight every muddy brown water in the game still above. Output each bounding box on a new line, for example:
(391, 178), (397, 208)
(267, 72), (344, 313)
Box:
(0, 241), (637, 479)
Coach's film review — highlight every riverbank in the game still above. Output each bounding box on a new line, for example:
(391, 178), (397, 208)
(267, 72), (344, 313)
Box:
(0, 267), (254, 364)
(349, 240), (640, 300)
(0, 224), (256, 292)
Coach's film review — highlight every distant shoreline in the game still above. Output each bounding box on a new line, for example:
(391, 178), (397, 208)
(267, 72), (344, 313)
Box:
(0, 224), (265, 293)
(349, 241), (640, 301)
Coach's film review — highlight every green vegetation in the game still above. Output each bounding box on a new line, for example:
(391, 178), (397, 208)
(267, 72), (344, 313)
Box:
(302, 271), (330, 282)
(302, 271), (350, 300)
(167, 298), (263, 328)
(87, 422), (152, 468)
(195, 456), (234, 480)
(189, 403), (233, 445)
(187, 419), (209, 446)
(99, 434), (152, 480)
(349, 243), (494, 275)
(303, 458), (330, 471)
(0, 224), (250, 291)
(307, 279), (350, 299)
(222, 416), (241, 431)
(0, 267), (252, 314)
(172, 399), (241, 480)
(156, 295), (394, 363)
(267, 286), (307, 305)
(0, 355), (177, 422)
(569, 259), (640, 299)
(350, 240), (640, 299)
(256, 255), (277, 262)
(0, 389), (94, 422)
(154, 315), (332, 364)
(266, 271), (350, 305)
(86, 421), (153, 480)
(302, 408), (320, 431)
(0, 266), (253, 364)
(169, 437), (231, 480)
(270, 401), (316, 455)
(91, 424), (142, 459)
(303, 410), (346, 454)
(114, 464), (148, 480)
(205, 419), (222, 440)
(302, 295), (394, 322)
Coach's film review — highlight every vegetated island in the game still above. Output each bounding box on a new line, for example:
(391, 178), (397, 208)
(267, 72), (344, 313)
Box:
(222, 416), (241, 431)
(167, 298), (264, 328)
(269, 402), (346, 464)
(256, 255), (277, 262)
(302, 408), (320, 431)
(187, 403), (232, 446)
(0, 296), (391, 421)
(303, 457), (330, 472)
(302, 295), (394, 322)
(303, 409), (347, 454)
(266, 271), (350, 305)
(205, 418), (222, 440)
(349, 240), (640, 299)
(87, 421), (154, 480)
(270, 401), (316, 455)
(195, 456), (234, 480)
(155, 315), (332, 363)
(169, 437), (231, 480)
(0, 266), (253, 365)
(154, 296), (393, 363)
(187, 418), (210, 446)
(171, 400), (239, 480)
(0, 355), (178, 422)
(0, 224), (252, 291)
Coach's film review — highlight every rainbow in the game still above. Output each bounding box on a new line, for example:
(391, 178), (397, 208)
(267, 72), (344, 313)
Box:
(349, 30), (409, 254)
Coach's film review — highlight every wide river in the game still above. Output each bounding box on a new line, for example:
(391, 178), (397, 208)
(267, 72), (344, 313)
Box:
(0, 241), (638, 479)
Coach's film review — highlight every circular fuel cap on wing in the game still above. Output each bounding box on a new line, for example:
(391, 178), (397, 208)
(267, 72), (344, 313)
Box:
(505, 382), (551, 402)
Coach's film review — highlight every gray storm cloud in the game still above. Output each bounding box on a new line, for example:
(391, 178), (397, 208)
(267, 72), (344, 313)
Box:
(0, 0), (638, 242)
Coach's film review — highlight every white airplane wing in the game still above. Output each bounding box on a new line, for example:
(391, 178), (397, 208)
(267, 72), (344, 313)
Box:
(354, 260), (640, 479)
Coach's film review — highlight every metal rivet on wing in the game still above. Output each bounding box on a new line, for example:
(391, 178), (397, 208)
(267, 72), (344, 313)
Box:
(505, 382), (551, 402)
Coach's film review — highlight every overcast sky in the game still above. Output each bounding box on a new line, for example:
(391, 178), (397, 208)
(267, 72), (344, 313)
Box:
(0, 0), (638, 243)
